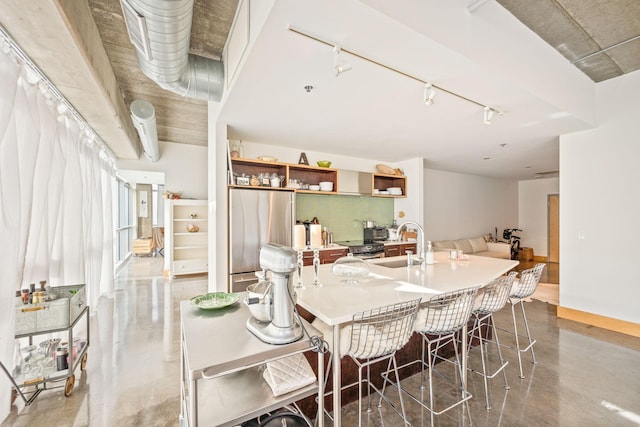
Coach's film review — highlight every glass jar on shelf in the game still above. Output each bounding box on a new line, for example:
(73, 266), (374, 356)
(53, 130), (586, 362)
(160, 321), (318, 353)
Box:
(229, 140), (240, 158)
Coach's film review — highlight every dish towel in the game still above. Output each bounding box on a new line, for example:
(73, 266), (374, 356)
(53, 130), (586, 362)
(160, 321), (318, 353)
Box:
(263, 353), (316, 397)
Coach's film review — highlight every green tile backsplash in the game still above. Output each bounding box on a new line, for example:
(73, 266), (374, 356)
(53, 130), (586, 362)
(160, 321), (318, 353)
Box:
(296, 194), (394, 241)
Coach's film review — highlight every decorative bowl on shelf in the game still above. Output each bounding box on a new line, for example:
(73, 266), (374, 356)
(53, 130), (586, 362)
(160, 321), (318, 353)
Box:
(317, 160), (332, 168)
(319, 181), (334, 192)
(187, 223), (200, 233)
(376, 164), (395, 174)
(258, 156), (278, 162)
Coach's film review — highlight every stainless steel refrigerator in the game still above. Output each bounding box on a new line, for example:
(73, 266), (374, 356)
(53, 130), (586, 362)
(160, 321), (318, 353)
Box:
(228, 188), (294, 292)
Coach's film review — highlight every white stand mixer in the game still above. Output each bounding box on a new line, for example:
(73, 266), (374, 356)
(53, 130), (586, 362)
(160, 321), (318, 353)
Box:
(246, 243), (303, 344)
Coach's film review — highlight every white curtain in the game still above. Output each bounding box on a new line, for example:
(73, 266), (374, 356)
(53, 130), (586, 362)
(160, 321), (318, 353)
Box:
(0, 41), (115, 420)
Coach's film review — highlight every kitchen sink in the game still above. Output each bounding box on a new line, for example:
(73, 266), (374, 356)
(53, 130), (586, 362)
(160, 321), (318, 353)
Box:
(374, 258), (422, 268)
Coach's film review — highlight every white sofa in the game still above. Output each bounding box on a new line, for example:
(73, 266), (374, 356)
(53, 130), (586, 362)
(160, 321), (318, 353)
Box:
(432, 237), (510, 259)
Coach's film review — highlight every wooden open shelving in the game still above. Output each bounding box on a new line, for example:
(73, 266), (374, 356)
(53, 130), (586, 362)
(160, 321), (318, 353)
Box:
(371, 173), (407, 198)
(229, 157), (339, 194)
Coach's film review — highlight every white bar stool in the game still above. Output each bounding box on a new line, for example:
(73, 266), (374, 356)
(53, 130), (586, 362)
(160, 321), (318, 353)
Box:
(504, 263), (545, 379)
(314, 298), (422, 426)
(467, 271), (517, 409)
(400, 286), (480, 426)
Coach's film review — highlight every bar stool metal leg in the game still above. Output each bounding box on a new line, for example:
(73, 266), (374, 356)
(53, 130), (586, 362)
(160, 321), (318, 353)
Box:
(502, 264), (544, 379)
(468, 272), (516, 409)
(314, 298), (422, 426)
(393, 286), (480, 425)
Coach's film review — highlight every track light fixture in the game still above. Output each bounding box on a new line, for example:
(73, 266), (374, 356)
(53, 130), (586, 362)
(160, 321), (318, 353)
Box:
(424, 82), (436, 105)
(288, 26), (504, 123)
(483, 106), (503, 125)
(333, 45), (352, 76)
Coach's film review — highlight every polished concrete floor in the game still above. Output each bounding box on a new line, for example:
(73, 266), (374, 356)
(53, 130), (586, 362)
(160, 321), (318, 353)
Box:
(3, 256), (639, 426)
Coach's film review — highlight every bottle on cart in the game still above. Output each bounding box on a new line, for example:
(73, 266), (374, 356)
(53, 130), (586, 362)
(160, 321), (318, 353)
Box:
(425, 240), (435, 265)
(56, 345), (69, 371)
(12, 341), (23, 377)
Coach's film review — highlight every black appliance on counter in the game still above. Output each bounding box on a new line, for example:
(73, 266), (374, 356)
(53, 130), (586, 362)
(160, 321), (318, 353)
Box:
(364, 226), (388, 243)
(334, 240), (385, 259)
(335, 226), (388, 259)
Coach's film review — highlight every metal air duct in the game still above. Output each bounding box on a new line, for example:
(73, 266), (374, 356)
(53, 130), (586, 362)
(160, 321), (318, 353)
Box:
(120, 0), (224, 101)
(130, 99), (160, 162)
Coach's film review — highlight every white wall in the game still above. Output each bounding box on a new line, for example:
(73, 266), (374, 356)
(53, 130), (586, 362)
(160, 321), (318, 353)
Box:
(238, 140), (403, 174)
(117, 142), (208, 200)
(395, 158), (423, 226)
(423, 168), (518, 242)
(519, 178), (559, 257)
(560, 70), (640, 324)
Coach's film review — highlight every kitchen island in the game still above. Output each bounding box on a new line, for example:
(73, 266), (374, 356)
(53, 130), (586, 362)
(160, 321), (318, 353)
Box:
(295, 251), (518, 427)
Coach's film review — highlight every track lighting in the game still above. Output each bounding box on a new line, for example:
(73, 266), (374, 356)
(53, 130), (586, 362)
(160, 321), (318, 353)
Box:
(288, 26), (505, 123)
(483, 107), (503, 125)
(423, 82), (436, 105)
(333, 45), (352, 76)
(483, 107), (494, 125)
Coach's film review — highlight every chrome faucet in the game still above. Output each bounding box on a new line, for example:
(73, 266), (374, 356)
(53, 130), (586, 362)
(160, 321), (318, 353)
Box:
(396, 221), (425, 264)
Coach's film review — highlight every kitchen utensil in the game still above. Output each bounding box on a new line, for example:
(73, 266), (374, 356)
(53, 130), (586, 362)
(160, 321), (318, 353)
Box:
(363, 220), (375, 228)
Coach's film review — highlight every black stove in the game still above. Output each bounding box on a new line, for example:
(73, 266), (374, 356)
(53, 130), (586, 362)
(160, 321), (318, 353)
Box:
(334, 240), (385, 256)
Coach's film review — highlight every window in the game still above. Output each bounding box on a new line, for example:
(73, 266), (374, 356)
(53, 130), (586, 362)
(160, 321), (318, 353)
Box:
(114, 177), (135, 265)
(153, 183), (164, 227)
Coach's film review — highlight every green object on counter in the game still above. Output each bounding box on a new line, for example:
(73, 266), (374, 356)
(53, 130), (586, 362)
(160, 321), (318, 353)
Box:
(190, 292), (239, 310)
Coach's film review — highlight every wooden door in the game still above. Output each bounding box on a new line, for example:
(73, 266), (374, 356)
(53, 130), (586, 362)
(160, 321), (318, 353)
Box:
(548, 194), (559, 263)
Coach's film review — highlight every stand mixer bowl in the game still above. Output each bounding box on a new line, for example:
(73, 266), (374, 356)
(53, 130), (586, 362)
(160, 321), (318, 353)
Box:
(245, 281), (272, 323)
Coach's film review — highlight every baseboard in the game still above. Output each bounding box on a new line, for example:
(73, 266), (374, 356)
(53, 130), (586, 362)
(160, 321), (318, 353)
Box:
(557, 306), (640, 338)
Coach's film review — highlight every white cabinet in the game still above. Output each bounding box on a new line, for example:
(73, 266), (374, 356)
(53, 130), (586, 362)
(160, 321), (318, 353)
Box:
(167, 200), (208, 277)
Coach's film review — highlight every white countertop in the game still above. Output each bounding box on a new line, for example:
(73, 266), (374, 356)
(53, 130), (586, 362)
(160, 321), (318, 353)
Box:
(295, 250), (517, 427)
(295, 251), (518, 326)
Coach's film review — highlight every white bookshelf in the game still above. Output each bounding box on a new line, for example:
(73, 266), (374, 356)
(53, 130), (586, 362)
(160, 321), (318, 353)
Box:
(167, 199), (208, 277)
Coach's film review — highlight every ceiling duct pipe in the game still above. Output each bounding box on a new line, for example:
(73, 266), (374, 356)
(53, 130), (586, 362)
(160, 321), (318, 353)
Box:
(120, 0), (224, 101)
(130, 99), (160, 162)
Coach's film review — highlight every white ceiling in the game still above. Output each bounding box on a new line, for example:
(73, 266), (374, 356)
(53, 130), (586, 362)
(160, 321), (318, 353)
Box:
(219, 0), (598, 180)
(0, 0), (610, 181)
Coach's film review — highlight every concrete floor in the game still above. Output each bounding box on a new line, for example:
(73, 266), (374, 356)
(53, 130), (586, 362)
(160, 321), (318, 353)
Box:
(3, 256), (640, 426)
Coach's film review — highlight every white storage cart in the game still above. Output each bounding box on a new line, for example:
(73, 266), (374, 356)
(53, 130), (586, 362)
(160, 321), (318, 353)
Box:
(180, 298), (324, 427)
(1, 284), (90, 405)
